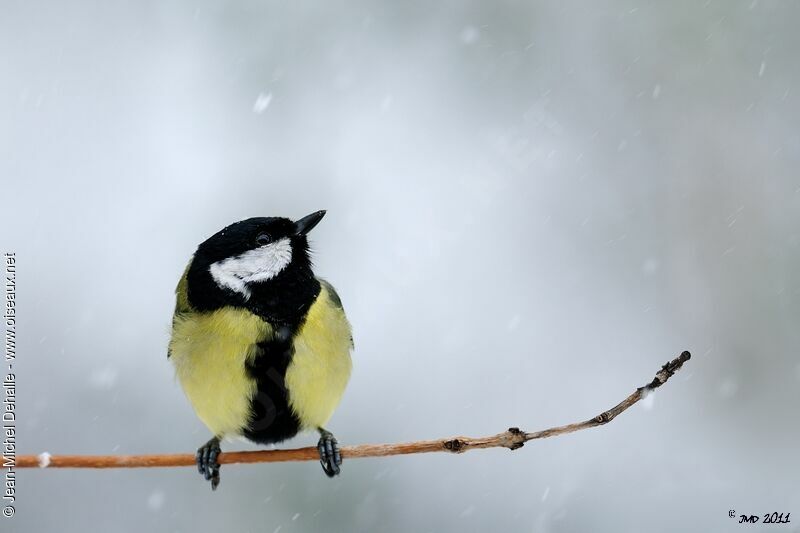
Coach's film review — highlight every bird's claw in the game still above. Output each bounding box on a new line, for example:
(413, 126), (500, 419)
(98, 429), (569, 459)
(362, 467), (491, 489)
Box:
(317, 429), (342, 477)
(196, 437), (221, 490)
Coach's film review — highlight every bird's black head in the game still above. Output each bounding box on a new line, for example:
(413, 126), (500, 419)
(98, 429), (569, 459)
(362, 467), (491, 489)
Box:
(186, 210), (326, 325)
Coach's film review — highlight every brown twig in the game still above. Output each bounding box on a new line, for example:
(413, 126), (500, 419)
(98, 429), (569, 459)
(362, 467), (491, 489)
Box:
(5, 351), (691, 469)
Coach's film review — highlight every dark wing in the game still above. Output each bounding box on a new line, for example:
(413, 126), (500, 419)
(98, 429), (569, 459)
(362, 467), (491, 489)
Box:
(168, 262), (194, 359)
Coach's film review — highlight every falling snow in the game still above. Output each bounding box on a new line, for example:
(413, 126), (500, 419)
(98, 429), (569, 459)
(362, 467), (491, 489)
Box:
(147, 490), (165, 511)
(718, 378), (739, 399)
(253, 92), (273, 114)
(380, 94), (393, 112)
(460, 26), (479, 44)
(642, 258), (660, 275)
(88, 367), (118, 389)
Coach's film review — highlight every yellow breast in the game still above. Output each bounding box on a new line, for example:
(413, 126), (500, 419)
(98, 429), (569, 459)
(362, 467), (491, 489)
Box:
(285, 283), (353, 430)
(169, 281), (352, 438)
(169, 308), (271, 437)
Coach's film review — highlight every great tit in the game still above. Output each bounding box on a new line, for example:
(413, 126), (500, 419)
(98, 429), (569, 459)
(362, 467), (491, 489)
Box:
(168, 210), (353, 489)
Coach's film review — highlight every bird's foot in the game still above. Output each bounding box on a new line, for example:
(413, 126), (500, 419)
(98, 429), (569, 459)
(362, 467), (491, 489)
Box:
(317, 428), (342, 477)
(196, 436), (221, 490)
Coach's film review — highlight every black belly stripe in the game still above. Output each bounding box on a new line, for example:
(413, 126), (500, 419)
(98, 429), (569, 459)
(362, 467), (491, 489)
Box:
(241, 277), (322, 444)
(241, 325), (302, 444)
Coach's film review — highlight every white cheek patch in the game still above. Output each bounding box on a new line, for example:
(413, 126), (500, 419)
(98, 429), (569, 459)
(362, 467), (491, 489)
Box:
(209, 238), (293, 299)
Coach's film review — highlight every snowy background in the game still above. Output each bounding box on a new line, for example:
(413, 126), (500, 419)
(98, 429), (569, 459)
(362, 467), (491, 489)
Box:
(2, 1), (799, 532)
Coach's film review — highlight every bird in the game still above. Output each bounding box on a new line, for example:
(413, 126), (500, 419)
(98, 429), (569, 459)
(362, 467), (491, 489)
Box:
(168, 210), (353, 489)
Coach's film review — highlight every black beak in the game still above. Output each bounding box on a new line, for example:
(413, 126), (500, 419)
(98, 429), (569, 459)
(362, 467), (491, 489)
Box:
(294, 210), (326, 236)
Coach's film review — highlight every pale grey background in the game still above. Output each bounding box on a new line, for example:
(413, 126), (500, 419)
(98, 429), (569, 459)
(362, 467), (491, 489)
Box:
(1, 1), (798, 532)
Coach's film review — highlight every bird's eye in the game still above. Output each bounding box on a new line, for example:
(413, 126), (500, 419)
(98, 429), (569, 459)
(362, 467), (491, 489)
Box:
(255, 233), (271, 246)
